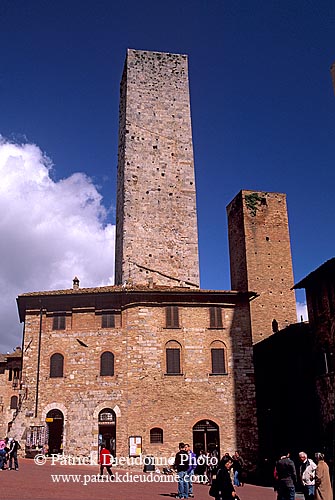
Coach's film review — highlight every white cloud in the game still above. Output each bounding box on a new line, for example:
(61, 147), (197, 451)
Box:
(296, 301), (308, 322)
(0, 137), (115, 353)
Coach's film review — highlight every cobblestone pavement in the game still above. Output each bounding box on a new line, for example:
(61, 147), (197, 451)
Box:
(0, 459), (302, 500)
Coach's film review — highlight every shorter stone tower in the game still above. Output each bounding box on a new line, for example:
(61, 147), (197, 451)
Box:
(331, 61), (335, 95)
(227, 190), (297, 343)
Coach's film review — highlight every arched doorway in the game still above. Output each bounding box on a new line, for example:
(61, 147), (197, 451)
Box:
(46, 409), (64, 455)
(98, 408), (116, 456)
(193, 419), (220, 456)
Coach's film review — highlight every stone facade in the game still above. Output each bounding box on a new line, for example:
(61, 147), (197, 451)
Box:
(0, 348), (22, 438)
(115, 49), (199, 288)
(13, 286), (258, 464)
(294, 258), (335, 477)
(253, 322), (320, 464)
(227, 190), (297, 343)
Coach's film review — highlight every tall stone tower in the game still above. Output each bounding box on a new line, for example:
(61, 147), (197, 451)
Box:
(115, 49), (200, 288)
(227, 190), (297, 343)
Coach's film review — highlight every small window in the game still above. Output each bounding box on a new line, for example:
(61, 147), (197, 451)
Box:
(10, 396), (18, 409)
(100, 351), (114, 376)
(53, 314), (66, 330)
(150, 427), (163, 444)
(211, 343), (226, 375)
(101, 313), (115, 328)
(166, 341), (181, 374)
(166, 306), (179, 328)
(50, 353), (64, 378)
(209, 307), (223, 328)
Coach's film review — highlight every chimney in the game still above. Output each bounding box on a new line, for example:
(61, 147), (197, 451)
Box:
(73, 276), (80, 289)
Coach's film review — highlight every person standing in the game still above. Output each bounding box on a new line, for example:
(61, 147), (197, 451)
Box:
(232, 451), (244, 487)
(185, 443), (197, 498)
(275, 452), (297, 500)
(99, 445), (114, 479)
(8, 438), (20, 471)
(298, 451), (317, 500)
(314, 452), (333, 500)
(174, 442), (189, 500)
(211, 455), (237, 500)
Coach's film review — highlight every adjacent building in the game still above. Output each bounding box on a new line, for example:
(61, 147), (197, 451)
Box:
(0, 347), (22, 437)
(294, 258), (335, 478)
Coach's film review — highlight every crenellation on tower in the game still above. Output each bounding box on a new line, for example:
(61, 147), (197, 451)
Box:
(115, 49), (200, 288)
(227, 190), (297, 343)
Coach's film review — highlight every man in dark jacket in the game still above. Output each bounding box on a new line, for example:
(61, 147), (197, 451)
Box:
(275, 452), (297, 500)
(8, 438), (20, 471)
(174, 442), (189, 499)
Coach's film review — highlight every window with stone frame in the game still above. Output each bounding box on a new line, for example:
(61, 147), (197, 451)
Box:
(150, 427), (163, 444)
(165, 340), (181, 374)
(101, 313), (115, 328)
(210, 341), (227, 375)
(10, 395), (18, 409)
(166, 306), (179, 328)
(209, 306), (223, 328)
(50, 353), (64, 378)
(100, 351), (114, 376)
(52, 314), (66, 330)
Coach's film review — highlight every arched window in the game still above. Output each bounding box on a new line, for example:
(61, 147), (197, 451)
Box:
(50, 353), (64, 378)
(165, 340), (181, 374)
(211, 341), (227, 375)
(100, 351), (114, 376)
(99, 408), (116, 423)
(150, 427), (163, 444)
(10, 395), (18, 409)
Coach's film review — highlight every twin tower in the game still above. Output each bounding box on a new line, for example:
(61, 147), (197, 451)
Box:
(115, 49), (297, 342)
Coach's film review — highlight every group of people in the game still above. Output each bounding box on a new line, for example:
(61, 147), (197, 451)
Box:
(0, 437), (20, 471)
(174, 443), (245, 500)
(274, 450), (333, 500)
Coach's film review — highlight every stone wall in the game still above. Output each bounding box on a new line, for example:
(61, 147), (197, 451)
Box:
(115, 49), (199, 288)
(13, 288), (258, 465)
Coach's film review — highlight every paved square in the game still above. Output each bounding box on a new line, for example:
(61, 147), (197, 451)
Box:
(0, 458), (281, 500)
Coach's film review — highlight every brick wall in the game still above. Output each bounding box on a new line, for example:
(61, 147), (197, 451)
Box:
(227, 190), (297, 343)
(13, 288), (258, 465)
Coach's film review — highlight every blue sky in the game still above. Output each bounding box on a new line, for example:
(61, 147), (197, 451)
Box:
(0, 0), (334, 350)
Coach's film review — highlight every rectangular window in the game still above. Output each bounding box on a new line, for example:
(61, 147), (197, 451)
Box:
(211, 348), (226, 374)
(166, 348), (181, 374)
(209, 307), (223, 328)
(166, 306), (179, 328)
(101, 313), (115, 328)
(53, 314), (66, 330)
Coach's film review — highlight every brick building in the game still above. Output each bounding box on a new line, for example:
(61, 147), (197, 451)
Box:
(7, 50), (298, 465)
(0, 347), (22, 438)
